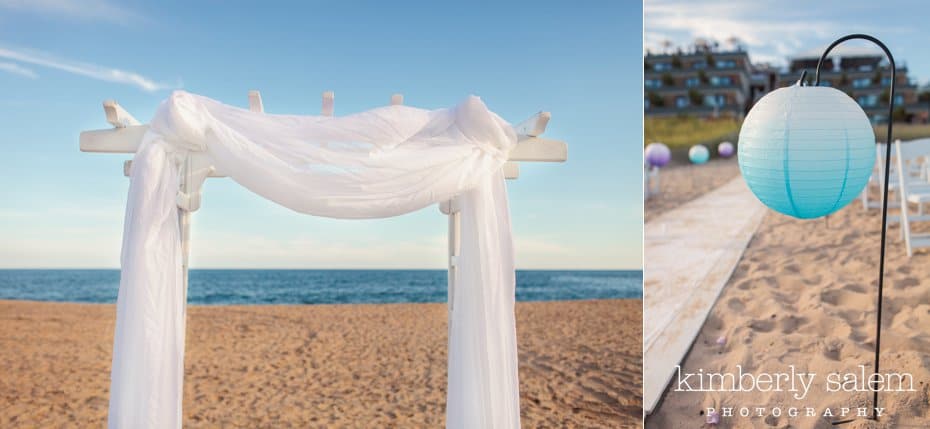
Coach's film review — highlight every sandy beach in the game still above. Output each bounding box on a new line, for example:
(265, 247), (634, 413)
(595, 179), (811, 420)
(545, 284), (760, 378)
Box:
(648, 163), (930, 428)
(0, 299), (642, 428)
(644, 158), (741, 222)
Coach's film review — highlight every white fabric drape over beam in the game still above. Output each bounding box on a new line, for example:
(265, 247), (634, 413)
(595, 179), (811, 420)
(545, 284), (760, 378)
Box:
(108, 91), (520, 429)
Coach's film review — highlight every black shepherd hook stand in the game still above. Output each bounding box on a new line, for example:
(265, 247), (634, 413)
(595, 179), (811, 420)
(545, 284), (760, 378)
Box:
(803, 34), (896, 425)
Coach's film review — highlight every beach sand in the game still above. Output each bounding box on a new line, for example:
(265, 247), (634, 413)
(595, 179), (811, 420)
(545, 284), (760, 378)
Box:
(0, 299), (642, 428)
(645, 158), (741, 223)
(648, 178), (930, 428)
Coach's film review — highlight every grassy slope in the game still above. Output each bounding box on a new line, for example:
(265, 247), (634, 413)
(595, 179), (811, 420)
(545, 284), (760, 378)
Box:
(876, 123), (930, 141)
(644, 116), (740, 149)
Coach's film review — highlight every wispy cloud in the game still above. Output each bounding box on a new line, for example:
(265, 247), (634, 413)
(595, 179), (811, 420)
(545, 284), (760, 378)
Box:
(0, 61), (37, 79)
(0, 45), (174, 92)
(645, 0), (846, 65)
(0, 0), (139, 25)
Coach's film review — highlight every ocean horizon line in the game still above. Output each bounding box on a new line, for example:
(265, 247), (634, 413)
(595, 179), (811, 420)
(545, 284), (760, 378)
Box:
(0, 267), (642, 272)
(0, 269), (642, 305)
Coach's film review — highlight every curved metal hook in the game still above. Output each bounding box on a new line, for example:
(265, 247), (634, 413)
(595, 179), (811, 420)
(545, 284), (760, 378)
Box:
(813, 34), (896, 425)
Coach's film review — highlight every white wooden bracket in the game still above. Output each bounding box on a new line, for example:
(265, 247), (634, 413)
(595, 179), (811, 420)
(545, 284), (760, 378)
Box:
(248, 90), (264, 113)
(103, 100), (140, 128)
(321, 91), (334, 116)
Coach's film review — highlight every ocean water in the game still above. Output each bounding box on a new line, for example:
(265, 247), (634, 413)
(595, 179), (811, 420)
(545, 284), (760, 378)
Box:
(0, 269), (641, 305)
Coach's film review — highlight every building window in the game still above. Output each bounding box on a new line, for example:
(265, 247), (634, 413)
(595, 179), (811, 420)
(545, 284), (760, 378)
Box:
(645, 79), (662, 88)
(654, 62), (672, 71)
(710, 76), (732, 86)
(675, 96), (690, 108)
(881, 77), (892, 86)
(852, 78), (871, 88)
(716, 60), (736, 68)
(645, 97), (650, 109)
(819, 80), (832, 87)
(858, 65), (873, 72)
(857, 94), (878, 107)
(894, 95), (904, 106)
(692, 61), (707, 70)
(685, 77), (700, 87)
(703, 94), (726, 107)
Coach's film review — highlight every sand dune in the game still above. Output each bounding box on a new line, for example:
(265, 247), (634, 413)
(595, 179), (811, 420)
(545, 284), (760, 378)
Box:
(648, 178), (930, 428)
(0, 299), (642, 428)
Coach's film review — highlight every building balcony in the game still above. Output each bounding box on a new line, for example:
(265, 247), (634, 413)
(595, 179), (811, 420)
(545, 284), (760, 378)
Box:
(772, 81), (918, 92)
(645, 83), (745, 93)
(644, 104), (742, 116)
(645, 67), (751, 77)
(861, 103), (929, 112)
(778, 67), (909, 82)
(644, 50), (748, 60)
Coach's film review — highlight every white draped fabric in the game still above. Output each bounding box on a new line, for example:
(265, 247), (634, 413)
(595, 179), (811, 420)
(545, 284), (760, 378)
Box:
(108, 91), (520, 428)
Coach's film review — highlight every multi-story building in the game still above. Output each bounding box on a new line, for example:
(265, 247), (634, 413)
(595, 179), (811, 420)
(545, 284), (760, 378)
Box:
(776, 53), (928, 123)
(644, 49), (753, 118)
(645, 45), (929, 123)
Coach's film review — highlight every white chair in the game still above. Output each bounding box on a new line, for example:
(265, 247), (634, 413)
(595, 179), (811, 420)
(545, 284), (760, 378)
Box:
(861, 143), (901, 211)
(894, 139), (930, 256)
(644, 162), (651, 201)
(644, 164), (660, 201)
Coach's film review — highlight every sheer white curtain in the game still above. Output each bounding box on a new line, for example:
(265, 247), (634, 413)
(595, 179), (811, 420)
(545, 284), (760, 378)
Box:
(108, 91), (520, 428)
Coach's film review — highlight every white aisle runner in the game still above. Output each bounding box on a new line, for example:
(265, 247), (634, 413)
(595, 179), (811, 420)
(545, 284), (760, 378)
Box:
(643, 176), (766, 414)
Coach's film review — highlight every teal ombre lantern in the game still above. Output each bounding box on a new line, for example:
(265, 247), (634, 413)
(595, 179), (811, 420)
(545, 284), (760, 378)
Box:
(689, 144), (709, 164)
(737, 83), (875, 219)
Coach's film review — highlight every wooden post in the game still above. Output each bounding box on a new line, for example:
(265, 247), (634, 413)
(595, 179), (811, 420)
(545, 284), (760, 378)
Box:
(446, 197), (460, 337)
(179, 156), (192, 308)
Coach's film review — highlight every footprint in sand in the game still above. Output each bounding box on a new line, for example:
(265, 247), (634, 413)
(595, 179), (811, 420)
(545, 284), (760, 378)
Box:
(820, 341), (843, 361)
(802, 274), (823, 286)
(837, 309), (866, 328)
(748, 319), (775, 333)
(727, 298), (745, 312)
(849, 330), (873, 349)
(842, 283), (867, 294)
(819, 289), (857, 307)
(895, 277), (920, 289)
(705, 314), (725, 331)
(763, 414), (782, 427)
(779, 315), (807, 334)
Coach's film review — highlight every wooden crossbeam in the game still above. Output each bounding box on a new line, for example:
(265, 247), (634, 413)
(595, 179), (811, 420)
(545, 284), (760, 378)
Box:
(83, 94), (564, 207)
(508, 137), (567, 162)
(81, 125), (566, 162)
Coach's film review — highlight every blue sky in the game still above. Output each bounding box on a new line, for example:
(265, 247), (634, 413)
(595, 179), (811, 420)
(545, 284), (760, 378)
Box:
(0, 1), (641, 269)
(646, 0), (930, 85)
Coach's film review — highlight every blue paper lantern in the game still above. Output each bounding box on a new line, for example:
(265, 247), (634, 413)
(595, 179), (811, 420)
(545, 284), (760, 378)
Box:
(738, 84), (875, 219)
(689, 145), (709, 164)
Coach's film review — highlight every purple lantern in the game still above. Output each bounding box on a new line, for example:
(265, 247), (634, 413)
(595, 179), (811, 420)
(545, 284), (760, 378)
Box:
(717, 141), (735, 158)
(645, 142), (671, 168)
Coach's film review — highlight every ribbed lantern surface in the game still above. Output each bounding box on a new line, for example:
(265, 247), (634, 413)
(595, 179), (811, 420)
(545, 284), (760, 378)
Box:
(738, 84), (875, 219)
